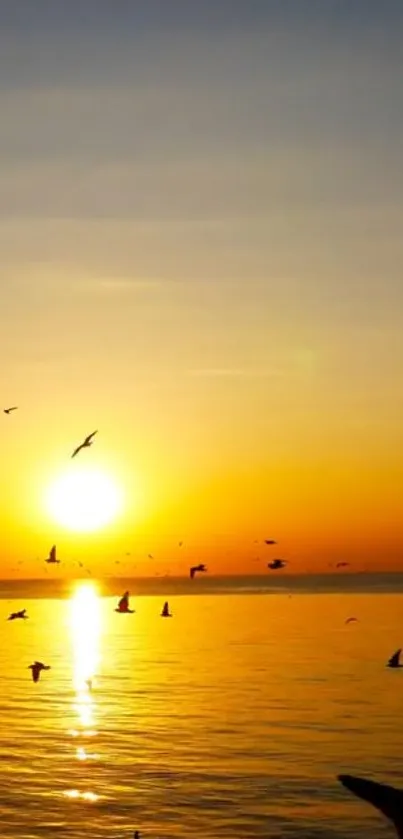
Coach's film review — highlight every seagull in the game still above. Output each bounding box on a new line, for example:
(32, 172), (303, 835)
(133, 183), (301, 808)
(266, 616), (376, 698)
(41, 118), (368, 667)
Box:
(268, 559), (286, 570)
(161, 601), (172, 618)
(190, 563), (207, 579)
(29, 661), (51, 683)
(387, 648), (403, 668)
(4, 406), (18, 414)
(336, 561), (349, 568)
(115, 591), (135, 614)
(71, 430), (98, 458)
(45, 545), (59, 564)
(264, 539), (276, 545)
(345, 617), (358, 624)
(339, 774), (403, 838)
(8, 609), (28, 621)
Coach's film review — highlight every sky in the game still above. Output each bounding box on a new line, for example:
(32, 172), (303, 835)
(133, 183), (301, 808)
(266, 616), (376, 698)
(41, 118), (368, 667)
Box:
(0, 1), (402, 578)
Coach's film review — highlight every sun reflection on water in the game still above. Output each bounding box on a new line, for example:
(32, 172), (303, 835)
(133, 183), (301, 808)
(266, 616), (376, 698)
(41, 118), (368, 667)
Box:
(67, 582), (102, 800)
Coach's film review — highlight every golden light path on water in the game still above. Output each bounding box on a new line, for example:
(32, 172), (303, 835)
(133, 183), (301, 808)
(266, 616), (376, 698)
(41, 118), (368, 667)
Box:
(65, 582), (102, 802)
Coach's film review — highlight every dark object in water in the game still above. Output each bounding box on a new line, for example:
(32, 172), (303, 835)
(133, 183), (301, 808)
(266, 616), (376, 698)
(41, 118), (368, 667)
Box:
(387, 648), (403, 668)
(115, 591), (135, 614)
(161, 601), (172, 618)
(339, 774), (403, 838)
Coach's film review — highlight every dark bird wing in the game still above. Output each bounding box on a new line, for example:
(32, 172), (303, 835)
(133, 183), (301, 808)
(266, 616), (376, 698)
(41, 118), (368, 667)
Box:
(264, 540), (276, 545)
(338, 774), (403, 838)
(84, 430), (98, 445)
(72, 443), (83, 458)
(190, 566), (196, 579)
(388, 649), (401, 667)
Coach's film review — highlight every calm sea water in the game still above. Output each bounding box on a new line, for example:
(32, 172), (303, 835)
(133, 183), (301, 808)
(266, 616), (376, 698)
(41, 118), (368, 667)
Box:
(0, 575), (402, 838)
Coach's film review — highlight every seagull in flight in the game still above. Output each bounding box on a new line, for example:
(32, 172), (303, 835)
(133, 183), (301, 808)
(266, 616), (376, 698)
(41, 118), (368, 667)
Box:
(115, 591), (135, 613)
(8, 609), (28, 621)
(29, 661), (51, 683)
(336, 561), (349, 568)
(45, 545), (59, 564)
(190, 563), (207, 580)
(345, 617), (358, 624)
(264, 539), (277, 545)
(71, 430), (98, 458)
(4, 406), (18, 414)
(268, 559), (287, 570)
(339, 774), (403, 838)
(387, 648), (403, 668)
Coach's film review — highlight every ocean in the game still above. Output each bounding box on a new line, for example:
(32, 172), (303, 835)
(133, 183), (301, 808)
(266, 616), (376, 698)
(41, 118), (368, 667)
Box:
(0, 574), (402, 838)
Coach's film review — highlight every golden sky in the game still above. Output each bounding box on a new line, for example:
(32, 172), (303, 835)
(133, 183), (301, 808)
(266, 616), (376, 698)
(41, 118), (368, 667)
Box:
(0, 2), (402, 577)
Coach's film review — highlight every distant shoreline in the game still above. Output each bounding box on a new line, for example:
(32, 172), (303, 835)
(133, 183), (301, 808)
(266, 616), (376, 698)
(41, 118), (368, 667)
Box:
(1, 572), (403, 599)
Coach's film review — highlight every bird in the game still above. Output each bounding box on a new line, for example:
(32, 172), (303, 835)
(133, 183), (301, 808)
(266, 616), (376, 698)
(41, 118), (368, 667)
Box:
(45, 545), (59, 564)
(29, 661), (51, 683)
(4, 406), (18, 414)
(264, 539), (276, 545)
(338, 774), (403, 838)
(387, 648), (403, 668)
(336, 561), (349, 568)
(179, 541), (183, 547)
(345, 617), (358, 624)
(71, 430), (98, 458)
(161, 601), (172, 618)
(115, 591), (134, 613)
(190, 563), (207, 579)
(268, 559), (286, 570)
(8, 609), (28, 621)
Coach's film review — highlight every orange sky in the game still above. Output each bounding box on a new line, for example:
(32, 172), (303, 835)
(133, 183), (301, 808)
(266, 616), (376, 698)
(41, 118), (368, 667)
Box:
(0, 4), (402, 578)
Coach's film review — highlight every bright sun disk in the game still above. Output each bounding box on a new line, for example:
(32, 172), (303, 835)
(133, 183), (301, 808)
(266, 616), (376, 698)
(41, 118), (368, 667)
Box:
(45, 467), (122, 532)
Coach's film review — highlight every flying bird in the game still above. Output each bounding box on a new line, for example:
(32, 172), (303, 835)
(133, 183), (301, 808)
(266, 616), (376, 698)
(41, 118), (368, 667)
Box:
(336, 561), (349, 568)
(45, 545), (59, 564)
(115, 591), (135, 614)
(71, 430), (98, 458)
(190, 563), (207, 579)
(387, 648), (403, 668)
(161, 601), (172, 618)
(29, 661), (51, 683)
(338, 774), (403, 838)
(8, 609), (28, 621)
(268, 559), (287, 570)
(264, 539), (277, 545)
(345, 617), (358, 624)
(4, 406), (18, 414)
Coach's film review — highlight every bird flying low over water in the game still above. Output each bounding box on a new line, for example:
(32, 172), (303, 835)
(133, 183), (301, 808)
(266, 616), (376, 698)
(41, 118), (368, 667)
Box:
(29, 661), (51, 683)
(387, 648), (403, 668)
(268, 559), (286, 570)
(45, 545), (59, 564)
(339, 774), (403, 838)
(8, 609), (28, 621)
(264, 539), (276, 545)
(190, 563), (207, 579)
(345, 617), (358, 624)
(336, 561), (349, 568)
(71, 430), (98, 458)
(161, 601), (172, 618)
(115, 591), (134, 613)
(3, 406), (18, 414)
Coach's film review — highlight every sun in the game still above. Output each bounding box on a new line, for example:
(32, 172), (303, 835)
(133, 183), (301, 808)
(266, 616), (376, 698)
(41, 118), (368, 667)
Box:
(45, 466), (123, 532)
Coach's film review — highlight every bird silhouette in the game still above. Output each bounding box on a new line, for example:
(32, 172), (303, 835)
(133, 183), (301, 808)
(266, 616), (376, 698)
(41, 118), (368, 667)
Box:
(264, 539), (276, 545)
(3, 406), (18, 414)
(345, 617), (358, 624)
(161, 601), (172, 617)
(190, 563), (207, 579)
(45, 545), (59, 564)
(268, 559), (286, 570)
(339, 774), (403, 838)
(336, 561), (349, 568)
(387, 648), (403, 668)
(71, 430), (98, 458)
(8, 609), (28, 621)
(29, 661), (51, 683)
(115, 591), (134, 614)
